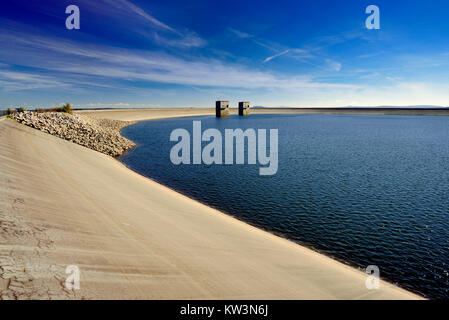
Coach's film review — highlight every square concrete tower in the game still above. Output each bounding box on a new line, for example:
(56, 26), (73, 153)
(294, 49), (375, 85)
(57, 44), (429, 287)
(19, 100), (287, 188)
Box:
(216, 101), (230, 117)
(238, 101), (250, 116)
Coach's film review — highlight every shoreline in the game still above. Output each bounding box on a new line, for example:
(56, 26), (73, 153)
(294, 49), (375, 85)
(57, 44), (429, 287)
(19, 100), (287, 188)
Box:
(0, 109), (424, 299)
(78, 107), (449, 119)
(113, 111), (426, 298)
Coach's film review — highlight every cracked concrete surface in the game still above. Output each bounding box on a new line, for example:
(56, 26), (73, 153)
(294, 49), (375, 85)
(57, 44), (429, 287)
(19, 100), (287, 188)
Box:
(0, 190), (76, 299)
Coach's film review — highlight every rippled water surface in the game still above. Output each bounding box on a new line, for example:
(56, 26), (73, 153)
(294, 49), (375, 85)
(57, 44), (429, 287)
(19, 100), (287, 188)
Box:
(120, 114), (449, 298)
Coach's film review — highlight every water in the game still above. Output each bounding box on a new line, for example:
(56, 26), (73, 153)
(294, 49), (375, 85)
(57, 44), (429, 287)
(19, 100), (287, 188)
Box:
(119, 114), (449, 299)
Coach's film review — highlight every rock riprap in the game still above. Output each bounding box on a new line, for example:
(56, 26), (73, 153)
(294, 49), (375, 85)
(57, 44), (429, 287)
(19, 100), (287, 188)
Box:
(11, 112), (136, 157)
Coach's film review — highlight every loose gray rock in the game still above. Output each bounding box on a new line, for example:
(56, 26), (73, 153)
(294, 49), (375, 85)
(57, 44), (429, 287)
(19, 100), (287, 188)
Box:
(11, 112), (136, 157)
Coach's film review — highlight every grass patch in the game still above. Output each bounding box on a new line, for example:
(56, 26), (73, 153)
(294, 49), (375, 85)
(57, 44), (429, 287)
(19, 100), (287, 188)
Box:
(6, 103), (74, 116)
(49, 103), (73, 114)
(34, 103), (74, 114)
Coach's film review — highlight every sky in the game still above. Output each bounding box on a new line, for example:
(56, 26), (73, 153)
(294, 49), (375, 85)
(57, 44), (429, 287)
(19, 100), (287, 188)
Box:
(1, 0), (449, 109)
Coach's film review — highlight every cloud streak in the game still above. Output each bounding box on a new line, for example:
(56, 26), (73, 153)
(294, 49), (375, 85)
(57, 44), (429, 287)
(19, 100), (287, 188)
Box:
(263, 50), (290, 63)
(106, 0), (179, 34)
(228, 27), (341, 71)
(0, 70), (69, 91)
(228, 27), (253, 39)
(85, 0), (205, 49)
(0, 30), (355, 91)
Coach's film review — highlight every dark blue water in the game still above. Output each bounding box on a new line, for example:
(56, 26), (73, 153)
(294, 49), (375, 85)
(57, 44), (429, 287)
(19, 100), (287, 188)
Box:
(120, 114), (449, 299)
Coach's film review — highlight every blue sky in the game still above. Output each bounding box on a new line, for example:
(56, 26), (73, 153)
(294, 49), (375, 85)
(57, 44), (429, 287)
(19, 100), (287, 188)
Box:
(1, 0), (449, 109)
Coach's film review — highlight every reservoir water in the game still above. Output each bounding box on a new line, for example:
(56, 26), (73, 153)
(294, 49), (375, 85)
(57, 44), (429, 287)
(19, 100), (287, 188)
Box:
(120, 114), (449, 298)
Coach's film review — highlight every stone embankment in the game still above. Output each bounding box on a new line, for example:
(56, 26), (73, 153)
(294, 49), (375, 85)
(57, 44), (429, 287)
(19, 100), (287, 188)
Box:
(11, 111), (136, 157)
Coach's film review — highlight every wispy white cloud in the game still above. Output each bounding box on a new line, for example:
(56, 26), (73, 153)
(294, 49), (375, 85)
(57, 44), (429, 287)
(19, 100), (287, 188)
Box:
(252, 39), (279, 52)
(228, 27), (340, 70)
(227, 27), (280, 52)
(357, 52), (384, 59)
(84, 0), (205, 49)
(326, 59), (342, 72)
(262, 48), (311, 63)
(263, 50), (290, 63)
(0, 31), (354, 91)
(105, 0), (179, 34)
(153, 31), (205, 48)
(228, 27), (253, 39)
(0, 70), (68, 91)
(0, 69), (116, 92)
